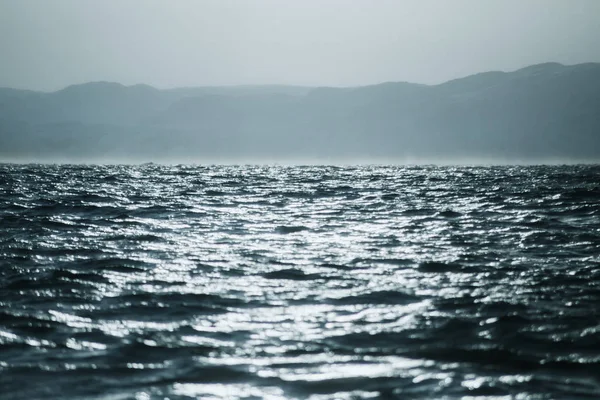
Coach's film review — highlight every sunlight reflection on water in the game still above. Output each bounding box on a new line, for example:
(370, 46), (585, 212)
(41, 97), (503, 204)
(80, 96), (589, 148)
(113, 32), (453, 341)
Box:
(1, 164), (599, 399)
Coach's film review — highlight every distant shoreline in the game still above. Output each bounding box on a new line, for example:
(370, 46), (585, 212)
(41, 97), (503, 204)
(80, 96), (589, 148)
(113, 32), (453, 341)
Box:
(1, 62), (599, 163)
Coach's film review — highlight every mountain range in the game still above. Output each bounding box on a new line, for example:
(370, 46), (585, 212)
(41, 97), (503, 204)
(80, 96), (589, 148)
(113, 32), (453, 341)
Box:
(1, 62), (599, 163)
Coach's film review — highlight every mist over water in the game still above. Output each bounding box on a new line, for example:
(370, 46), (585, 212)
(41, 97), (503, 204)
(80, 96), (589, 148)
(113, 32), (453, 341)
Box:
(1, 164), (599, 399)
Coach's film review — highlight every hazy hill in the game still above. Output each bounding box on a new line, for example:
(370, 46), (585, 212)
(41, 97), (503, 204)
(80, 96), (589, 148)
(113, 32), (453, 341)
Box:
(1, 62), (599, 163)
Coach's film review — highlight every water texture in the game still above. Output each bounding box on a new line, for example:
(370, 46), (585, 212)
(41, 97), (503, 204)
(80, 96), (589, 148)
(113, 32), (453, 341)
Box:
(1, 164), (599, 399)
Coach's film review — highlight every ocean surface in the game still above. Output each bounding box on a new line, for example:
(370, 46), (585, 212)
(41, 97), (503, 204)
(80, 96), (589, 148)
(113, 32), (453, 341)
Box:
(1, 164), (599, 400)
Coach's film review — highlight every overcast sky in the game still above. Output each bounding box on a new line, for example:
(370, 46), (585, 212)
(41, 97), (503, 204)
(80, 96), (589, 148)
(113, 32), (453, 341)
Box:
(1, 0), (599, 91)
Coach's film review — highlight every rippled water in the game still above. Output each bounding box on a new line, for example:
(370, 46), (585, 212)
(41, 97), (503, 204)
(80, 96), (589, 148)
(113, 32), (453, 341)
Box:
(1, 164), (599, 399)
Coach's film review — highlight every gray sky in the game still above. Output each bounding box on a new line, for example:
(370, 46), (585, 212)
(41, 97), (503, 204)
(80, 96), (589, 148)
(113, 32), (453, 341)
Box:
(1, 0), (599, 91)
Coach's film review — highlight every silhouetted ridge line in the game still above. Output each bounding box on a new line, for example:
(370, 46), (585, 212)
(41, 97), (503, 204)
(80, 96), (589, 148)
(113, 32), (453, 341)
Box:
(1, 62), (599, 163)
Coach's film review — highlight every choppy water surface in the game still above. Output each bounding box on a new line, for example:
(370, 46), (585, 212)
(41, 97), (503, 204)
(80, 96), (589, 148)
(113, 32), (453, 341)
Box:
(1, 164), (599, 399)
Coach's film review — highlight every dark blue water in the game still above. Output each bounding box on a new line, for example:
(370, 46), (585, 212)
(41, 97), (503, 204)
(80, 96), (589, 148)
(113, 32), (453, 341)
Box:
(1, 164), (599, 399)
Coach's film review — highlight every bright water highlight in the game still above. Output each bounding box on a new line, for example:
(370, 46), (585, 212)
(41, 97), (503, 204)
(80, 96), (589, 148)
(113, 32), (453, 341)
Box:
(1, 164), (599, 399)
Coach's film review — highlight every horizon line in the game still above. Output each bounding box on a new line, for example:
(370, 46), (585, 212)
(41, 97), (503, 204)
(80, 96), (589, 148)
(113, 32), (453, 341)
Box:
(2, 61), (599, 94)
